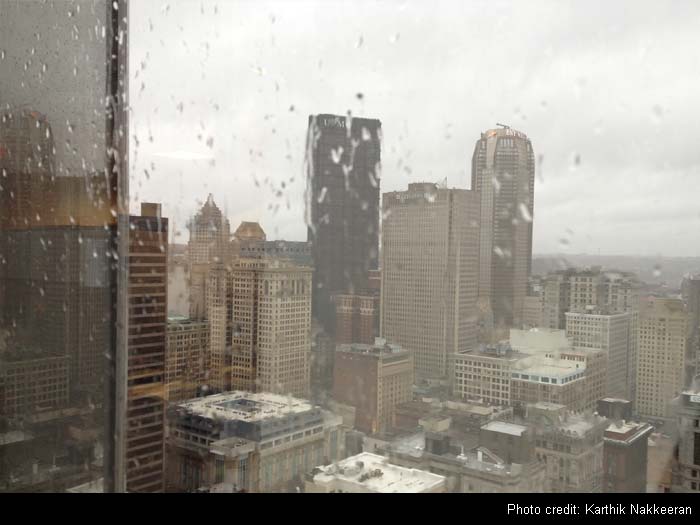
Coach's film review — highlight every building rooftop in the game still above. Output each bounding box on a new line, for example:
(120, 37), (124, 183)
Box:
(66, 478), (104, 493)
(175, 391), (314, 422)
(167, 316), (207, 326)
(509, 328), (572, 354)
(311, 452), (445, 493)
(526, 402), (605, 436)
(512, 356), (585, 384)
(604, 421), (653, 445)
(336, 338), (407, 357)
(456, 343), (527, 361)
(482, 421), (528, 437)
(233, 221), (266, 241)
(457, 448), (524, 477)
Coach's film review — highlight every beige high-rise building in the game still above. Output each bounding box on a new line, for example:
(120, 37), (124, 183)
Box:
(207, 257), (312, 399)
(636, 297), (688, 421)
(566, 310), (638, 402)
(381, 183), (480, 380)
(207, 263), (229, 392)
(471, 126), (535, 338)
(187, 195), (231, 320)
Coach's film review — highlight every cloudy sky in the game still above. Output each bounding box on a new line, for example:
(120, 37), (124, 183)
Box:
(128, 0), (700, 256)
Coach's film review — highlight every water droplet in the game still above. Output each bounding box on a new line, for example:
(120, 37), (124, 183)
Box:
(518, 203), (532, 223)
(206, 136), (214, 148)
(653, 264), (662, 278)
(361, 127), (371, 141)
(356, 35), (363, 48)
(356, 92), (364, 101)
(0, 50), (5, 60)
(330, 147), (343, 164)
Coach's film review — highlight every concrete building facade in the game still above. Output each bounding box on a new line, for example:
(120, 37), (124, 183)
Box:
(636, 297), (688, 422)
(165, 317), (210, 402)
(332, 339), (413, 434)
(381, 183), (480, 380)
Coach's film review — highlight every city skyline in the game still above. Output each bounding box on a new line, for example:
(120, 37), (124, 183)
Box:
(128, 1), (700, 257)
(3, 0), (700, 496)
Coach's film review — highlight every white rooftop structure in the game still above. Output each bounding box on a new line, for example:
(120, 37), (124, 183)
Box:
(66, 478), (104, 493)
(510, 327), (572, 355)
(481, 421), (528, 437)
(176, 391), (314, 422)
(512, 356), (585, 385)
(308, 452), (446, 493)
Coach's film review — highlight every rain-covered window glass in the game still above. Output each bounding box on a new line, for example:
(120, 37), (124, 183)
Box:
(2, 0), (700, 496)
(1, 0), (125, 492)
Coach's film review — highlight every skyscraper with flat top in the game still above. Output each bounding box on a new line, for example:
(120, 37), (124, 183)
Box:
(124, 203), (168, 492)
(306, 114), (381, 336)
(381, 183), (480, 380)
(471, 126), (534, 339)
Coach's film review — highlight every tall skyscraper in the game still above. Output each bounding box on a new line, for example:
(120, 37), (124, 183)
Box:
(471, 125), (534, 338)
(187, 194), (231, 266)
(123, 203), (168, 493)
(381, 183), (480, 380)
(187, 194), (231, 320)
(636, 297), (688, 422)
(306, 114), (381, 335)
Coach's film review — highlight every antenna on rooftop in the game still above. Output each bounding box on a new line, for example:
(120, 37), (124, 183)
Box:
(496, 123), (510, 129)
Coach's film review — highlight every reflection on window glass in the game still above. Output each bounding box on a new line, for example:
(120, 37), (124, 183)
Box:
(1, 0), (119, 493)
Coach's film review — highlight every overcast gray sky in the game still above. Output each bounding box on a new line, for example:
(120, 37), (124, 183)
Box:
(128, 0), (700, 256)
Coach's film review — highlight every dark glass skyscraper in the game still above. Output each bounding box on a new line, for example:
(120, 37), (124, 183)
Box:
(306, 114), (381, 335)
(471, 125), (534, 338)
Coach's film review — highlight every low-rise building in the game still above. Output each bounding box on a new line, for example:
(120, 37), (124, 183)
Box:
(453, 343), (524, 406)
(524, 402), (608, 492)
(305, 452), (446, 493)
(333, 338), (413, 434)
(378, 424), (546, 493)
(602, 420), (653, 493)
(511, 358), (587, 412)
(166, 391), (345, 493)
